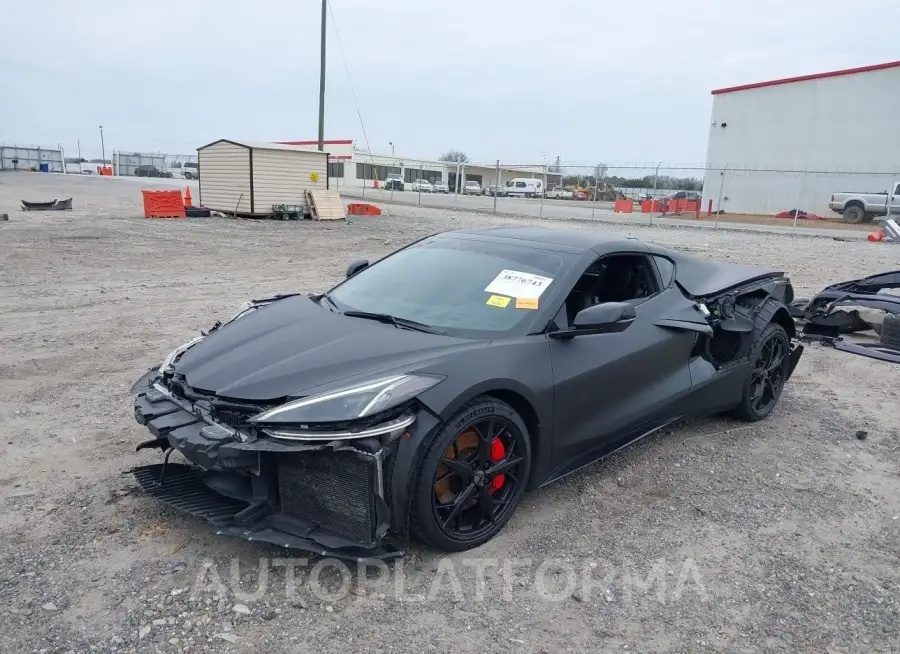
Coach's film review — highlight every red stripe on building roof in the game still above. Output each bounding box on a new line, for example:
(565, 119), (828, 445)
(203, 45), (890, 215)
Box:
(711, 60), (900, 95)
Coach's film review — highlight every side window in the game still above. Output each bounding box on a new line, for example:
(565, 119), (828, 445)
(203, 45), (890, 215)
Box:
(563, 255), (661, 324)
(653, 256), (675, 287)
(516, 182), (526, 188)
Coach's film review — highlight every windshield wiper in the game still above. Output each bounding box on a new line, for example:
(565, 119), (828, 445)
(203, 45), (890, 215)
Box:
(342, 310), (446, 335)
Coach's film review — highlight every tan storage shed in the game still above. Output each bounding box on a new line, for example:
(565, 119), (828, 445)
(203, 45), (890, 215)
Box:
(196, 139), (329, 217)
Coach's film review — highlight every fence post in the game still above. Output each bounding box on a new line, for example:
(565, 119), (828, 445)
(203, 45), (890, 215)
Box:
(885, 175), (898, 224)
(714, 165), (728, 228)
(539, 164), (547, 218)
(649, 162), (660, 226)
(591, 166), (600, 220)
(791, 169), (807, 230)
(493, 159), (500, 214)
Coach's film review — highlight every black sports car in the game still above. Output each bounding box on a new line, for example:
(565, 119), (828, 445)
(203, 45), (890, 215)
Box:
(130, 226), (803, 560)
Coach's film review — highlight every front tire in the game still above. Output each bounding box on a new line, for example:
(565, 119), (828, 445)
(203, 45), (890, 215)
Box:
(410, 397), (531, 551)
(730, 323), (790, 422)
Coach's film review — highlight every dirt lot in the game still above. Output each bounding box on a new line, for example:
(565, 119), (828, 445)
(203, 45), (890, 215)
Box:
(1, 172), (899, 654)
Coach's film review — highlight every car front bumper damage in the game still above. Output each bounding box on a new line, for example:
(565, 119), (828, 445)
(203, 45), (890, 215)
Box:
(131, 387), (404, 562)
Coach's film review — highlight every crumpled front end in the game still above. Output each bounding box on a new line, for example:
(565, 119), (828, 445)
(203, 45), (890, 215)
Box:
(131, 382), (404, 561)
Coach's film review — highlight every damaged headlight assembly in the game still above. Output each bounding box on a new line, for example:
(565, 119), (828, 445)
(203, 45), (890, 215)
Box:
(249, 373), (444, 441)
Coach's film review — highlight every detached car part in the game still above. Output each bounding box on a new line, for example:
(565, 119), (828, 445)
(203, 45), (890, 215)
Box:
(792, 269), (900, 339)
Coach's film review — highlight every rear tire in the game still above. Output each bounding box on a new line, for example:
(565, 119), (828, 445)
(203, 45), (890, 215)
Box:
(843, 204), (866, 224)
(730, 323), (790, 422)
(410, 397), (531, 552)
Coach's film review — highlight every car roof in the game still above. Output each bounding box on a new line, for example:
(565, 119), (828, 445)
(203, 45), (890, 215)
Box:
(437, 226), (642, 254)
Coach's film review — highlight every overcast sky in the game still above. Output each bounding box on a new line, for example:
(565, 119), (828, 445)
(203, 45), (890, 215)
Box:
(3, 0), (898, 166)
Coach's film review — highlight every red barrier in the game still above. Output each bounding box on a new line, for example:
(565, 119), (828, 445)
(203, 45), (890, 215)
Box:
(640, 200), (662, 213)
(347, 203), (382, 216)
(142, 190), (186, 218)
(613, 199), (634, 213)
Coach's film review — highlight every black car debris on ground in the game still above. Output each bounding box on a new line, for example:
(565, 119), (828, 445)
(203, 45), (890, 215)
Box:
(791, 269), (900, 364)
(130, 226), (804, 560)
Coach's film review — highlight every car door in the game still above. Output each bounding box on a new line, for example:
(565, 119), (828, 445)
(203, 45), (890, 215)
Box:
(548, 255), (696, 472)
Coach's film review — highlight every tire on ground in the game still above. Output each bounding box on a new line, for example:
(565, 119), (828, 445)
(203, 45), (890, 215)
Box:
(409, 396), (531, 552)
(881, 314), (900, 349)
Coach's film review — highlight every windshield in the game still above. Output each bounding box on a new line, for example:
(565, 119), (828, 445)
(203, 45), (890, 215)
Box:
(183, 162), (198, 169)
(327, 237), (571, 337)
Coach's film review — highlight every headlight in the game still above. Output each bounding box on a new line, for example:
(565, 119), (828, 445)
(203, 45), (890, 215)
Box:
(250, 374), (443, 425)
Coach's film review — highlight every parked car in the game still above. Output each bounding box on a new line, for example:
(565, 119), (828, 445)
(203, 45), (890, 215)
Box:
(182, 162), (199, 180)
(546, 187), (574, 200)
(412, 179), (434, 193)
(432, 180), (450, 193)
(129, 226), (803, 557)
(668, 191), (701, 202)
(829, 182), (900, 223)
(573, 190), (589, 201)
(463, 181), (482, 195)
(657, 191), (701, 211)
(484, 185), (507, 197)
(134, 165), (172, 178)
(505, 178), (543, 198)
(384, 175), (405, 191)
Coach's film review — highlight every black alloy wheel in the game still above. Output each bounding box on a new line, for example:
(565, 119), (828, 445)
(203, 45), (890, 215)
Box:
(731, 323), (790, 421)
(411, 397), (531, 551)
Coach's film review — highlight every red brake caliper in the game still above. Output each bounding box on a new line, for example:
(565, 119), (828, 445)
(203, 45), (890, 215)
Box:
(489, 437), (506, 494)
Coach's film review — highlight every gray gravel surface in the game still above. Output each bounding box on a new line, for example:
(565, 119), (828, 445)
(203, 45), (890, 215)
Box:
(1, 173), (899, 653)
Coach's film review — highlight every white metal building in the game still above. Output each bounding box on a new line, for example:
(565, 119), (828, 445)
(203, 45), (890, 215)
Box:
(1, 144), (63, 172)
(701, 61), (900, 217)
(279, 139), (561, 193)
(197, 139), (329, 216)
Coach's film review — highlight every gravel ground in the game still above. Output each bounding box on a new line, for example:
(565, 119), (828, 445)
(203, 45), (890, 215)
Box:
(1, 172), (899, 654)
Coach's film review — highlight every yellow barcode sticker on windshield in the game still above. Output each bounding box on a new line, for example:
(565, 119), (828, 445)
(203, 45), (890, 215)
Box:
(515, 298), (539, 310)
(486, 294), (511, 308)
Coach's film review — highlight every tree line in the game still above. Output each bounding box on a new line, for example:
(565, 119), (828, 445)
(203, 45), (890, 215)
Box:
(561, 174), (703, 190)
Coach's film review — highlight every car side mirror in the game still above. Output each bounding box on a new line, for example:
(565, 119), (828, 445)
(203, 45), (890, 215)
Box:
(346, 258), (369, 278)
(574, 301), (636, 330)
(552, 302), (636, 337)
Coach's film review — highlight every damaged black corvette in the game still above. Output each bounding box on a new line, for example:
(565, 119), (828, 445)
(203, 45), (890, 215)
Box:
(130, 227), (803, 560)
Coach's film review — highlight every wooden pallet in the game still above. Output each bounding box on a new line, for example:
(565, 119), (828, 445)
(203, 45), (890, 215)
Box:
(305, 190), (345, 221)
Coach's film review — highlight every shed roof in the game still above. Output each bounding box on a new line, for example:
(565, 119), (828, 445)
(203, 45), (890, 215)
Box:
(197, 139), (328, 155)
(711, 60), (900, 95)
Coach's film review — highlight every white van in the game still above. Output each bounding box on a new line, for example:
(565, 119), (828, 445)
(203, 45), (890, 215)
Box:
(505, 178), (543, 198)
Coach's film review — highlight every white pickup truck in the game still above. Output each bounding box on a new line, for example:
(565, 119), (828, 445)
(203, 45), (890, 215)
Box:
(829, 181), (900, 223)
(546, 186), (574, 200)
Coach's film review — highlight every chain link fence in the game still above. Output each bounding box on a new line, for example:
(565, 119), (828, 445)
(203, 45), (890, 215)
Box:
(112, 150), (198, 179)
(339, 159), (899, 231)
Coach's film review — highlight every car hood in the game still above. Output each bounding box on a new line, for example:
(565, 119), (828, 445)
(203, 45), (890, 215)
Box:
(172, 295), (484, 401)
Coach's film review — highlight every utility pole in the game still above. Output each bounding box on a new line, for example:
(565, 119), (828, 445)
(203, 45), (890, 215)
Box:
(317, 0), (327, 151)
(98, 126), (106, 163)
